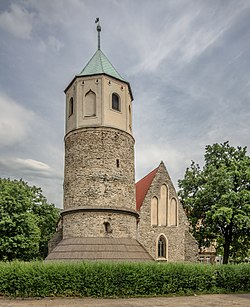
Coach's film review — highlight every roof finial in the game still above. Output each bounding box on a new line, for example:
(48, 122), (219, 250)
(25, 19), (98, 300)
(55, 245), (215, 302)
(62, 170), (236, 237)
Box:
(95, 17), (101, 50)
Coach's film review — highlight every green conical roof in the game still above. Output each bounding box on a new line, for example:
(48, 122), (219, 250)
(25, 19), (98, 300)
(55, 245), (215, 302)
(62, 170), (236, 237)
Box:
(65, 20), (133, 99)
(78, 49), (126, 82)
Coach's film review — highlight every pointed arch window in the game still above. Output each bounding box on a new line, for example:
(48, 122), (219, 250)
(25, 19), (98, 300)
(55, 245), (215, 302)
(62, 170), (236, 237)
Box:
(158, 184), (168, 226)
(158, 235), (167, 258)
(85, 90), (96, 117)
(151, 196), (158, 226)
(112, 93), (120, 111)
(170, 198), (178, 226)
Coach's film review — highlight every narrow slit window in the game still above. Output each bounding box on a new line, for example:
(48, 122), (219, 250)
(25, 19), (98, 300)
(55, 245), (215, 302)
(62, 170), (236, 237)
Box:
(112, 93), (120, 111)
(69, 97), (74, 116)
(104, 222), (112, 233)
(129, 105), (132, 129)
(116, 159), (120, 168)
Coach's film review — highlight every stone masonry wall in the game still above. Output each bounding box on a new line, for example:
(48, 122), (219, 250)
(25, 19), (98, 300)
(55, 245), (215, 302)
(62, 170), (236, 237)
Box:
(64, 127), (135, 210)
(185, 230), (198, 262)
(63, 211), (137, 239)
(138, 162), (197, 262)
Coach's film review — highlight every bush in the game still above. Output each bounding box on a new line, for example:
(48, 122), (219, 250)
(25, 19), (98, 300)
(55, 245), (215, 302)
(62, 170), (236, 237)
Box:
(0, 261), (249, 298)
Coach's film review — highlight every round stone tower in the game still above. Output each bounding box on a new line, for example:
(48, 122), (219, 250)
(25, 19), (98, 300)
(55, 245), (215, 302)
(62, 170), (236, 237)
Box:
(62, 20), (138, 241)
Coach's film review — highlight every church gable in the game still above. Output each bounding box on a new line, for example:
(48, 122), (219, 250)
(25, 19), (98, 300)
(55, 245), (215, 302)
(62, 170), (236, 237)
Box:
(137, 161), (186, 227)
(136, 161), (197, 262)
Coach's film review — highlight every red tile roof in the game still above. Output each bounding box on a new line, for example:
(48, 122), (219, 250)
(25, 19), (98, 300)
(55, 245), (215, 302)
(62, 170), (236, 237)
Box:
(136, 167), (158, 211)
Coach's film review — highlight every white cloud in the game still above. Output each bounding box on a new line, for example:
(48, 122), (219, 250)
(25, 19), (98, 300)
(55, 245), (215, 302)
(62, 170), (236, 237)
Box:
(0, 157), (61, 179)
(0, 157), (63, 207)
(15, 158), (50, 171)
(0, 93), (37, 146)
(0, 3), (34, 39)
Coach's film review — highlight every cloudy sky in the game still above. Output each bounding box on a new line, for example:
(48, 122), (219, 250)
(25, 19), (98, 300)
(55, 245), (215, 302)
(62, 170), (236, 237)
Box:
(0, 0), (249, 208)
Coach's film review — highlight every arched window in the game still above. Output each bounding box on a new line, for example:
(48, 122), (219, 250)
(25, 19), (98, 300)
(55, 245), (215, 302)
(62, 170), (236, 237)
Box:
(112, 93), (120, 111)
(158, 184), (168, 226)
(85, 90), (96, 117)
(158, 235), (166, 258)
(69, 97), (74, 116)
(151, 196), (158, 226)
(170, 198), (178, 226)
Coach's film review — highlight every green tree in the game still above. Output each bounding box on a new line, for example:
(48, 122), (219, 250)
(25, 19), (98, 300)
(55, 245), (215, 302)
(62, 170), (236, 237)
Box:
(178, 142), (250, 264)
(30, 187), (61, 259)
(0, 178), (60, 261)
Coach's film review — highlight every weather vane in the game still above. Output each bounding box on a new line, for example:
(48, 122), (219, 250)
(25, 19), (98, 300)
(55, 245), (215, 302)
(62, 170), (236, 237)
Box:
(95, 18), (101, 50)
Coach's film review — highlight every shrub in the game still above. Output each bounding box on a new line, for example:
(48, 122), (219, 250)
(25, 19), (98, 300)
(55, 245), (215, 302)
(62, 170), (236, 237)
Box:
(0, 261), (249, 298)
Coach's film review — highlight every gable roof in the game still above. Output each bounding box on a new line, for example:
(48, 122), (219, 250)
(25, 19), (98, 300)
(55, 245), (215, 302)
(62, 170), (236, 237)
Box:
(78, 49), (126, 82)
(136, 166), (158, 211)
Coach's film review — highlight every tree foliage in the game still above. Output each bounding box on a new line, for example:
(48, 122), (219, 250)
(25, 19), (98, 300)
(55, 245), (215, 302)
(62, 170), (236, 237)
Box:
(178, 142), (250, 264)
(0, 178), (60, 261)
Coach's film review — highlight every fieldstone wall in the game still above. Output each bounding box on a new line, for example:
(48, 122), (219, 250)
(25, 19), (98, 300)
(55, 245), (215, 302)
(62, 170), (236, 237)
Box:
(138, 162), (197, 262)
(184, 230), (198, 262)
(64, 127), (135, 210)
(63, 210), (138, 239)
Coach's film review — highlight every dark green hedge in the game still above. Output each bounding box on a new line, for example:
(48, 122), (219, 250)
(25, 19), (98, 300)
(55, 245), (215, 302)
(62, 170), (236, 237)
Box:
(0, 261), (249, 297)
